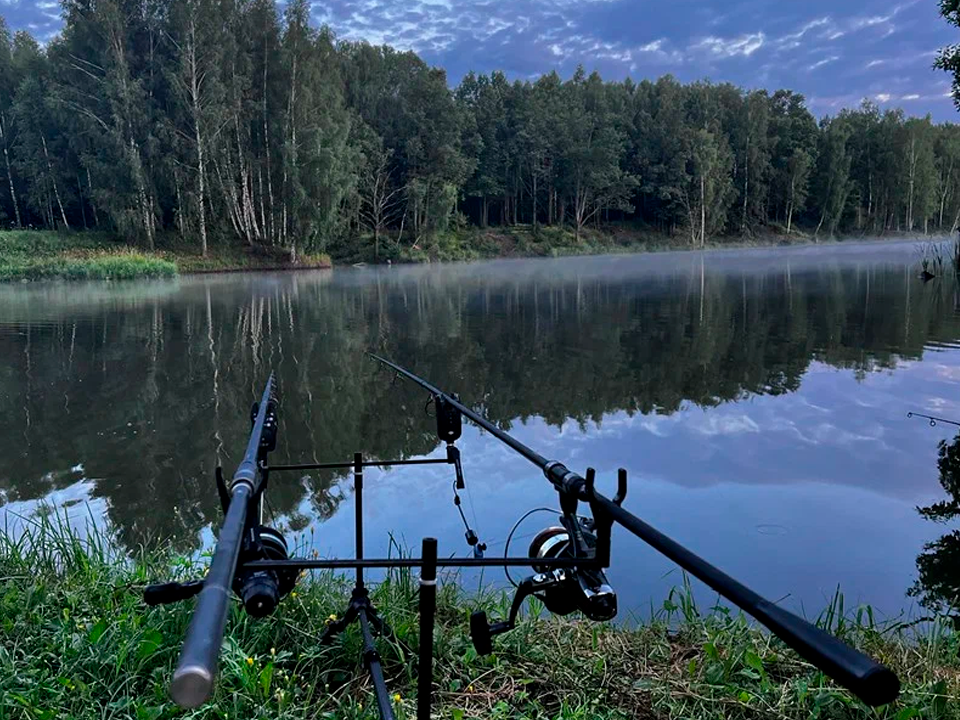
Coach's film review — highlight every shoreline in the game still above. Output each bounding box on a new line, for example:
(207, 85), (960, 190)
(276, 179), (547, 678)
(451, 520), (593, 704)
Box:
(1, 228), (954, 283)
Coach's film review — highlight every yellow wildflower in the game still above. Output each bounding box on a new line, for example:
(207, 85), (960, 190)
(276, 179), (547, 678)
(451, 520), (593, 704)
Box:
(270, 647), (276, 656)
(393, 693), (401, 703)
(291, 591), (298, 598)
(246, 657), (254, 666)
(467, 684), (475, 693)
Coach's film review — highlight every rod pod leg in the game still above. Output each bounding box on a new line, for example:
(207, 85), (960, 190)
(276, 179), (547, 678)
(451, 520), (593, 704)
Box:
(418, 538), (438, 720)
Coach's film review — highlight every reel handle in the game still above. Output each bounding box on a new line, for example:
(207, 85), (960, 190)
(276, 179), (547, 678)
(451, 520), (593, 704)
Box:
(144, 580), (204, 606)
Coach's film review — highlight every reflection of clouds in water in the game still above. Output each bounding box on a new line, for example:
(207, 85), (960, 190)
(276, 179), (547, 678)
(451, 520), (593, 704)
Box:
(0, 480), (110, 542)
(935, 365), (960, 382)
(808, 423), (888, 448)
(686, 413), (759, 437)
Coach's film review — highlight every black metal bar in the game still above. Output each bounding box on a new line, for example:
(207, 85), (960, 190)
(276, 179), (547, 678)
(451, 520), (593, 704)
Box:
(171, 374), (276, 709)
(241, 556), (597, 570)
(417, 538), (437, 720)
(268, 458), (451, 472)
(359, 607), (396, 720)
(591, 492), (900, 707)
(355, 453), (364, 589)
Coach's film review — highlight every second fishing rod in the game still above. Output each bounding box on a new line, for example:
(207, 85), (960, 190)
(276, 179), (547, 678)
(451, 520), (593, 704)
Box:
(367, 352), (901, 708)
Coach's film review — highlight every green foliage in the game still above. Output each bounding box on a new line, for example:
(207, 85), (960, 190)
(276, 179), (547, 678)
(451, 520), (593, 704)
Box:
(0, 229), (332, 280)
(1, 518), (957, 719)
(0, 231), (176, 280)
(1, 3), (959, 264)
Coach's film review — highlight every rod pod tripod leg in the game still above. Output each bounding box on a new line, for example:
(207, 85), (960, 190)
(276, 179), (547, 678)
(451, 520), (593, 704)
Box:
(316, 454), (440, 720)
(317, 453), (396, 720)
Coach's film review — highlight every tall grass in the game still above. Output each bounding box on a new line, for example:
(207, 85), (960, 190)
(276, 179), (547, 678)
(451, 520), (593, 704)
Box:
(1, 515), (957, 719)
(0, 231), (177, 281)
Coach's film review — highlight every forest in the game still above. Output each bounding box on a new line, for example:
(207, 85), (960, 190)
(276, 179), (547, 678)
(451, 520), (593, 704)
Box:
(2, 0), (960, 261)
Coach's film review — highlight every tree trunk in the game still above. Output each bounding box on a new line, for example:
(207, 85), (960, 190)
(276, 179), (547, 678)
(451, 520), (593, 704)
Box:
(41, 134), (69, 230)
(282, 52), (298, 247)
(531, 163), (538, 228)
(741, 140), (749, 235)
(814, 206), (826, 241)
(175, 166), (186, 239)
(0, 113), (20, 227)
(263, 30), (275, 243)
(87, 167), (99, 227)
(77, 174), (88, 229)
(786, 174), (796, 235)
(188, 19), (208, 257)
(907, 136), (916, 232)
(699, 173), (706, 247)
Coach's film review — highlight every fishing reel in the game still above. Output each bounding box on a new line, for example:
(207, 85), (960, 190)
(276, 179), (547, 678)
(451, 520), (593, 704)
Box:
(233, 525), (298, 618)
(142, 523), (298, 615)
(145, 393), (294, 615)
(469, 514), (617, 655)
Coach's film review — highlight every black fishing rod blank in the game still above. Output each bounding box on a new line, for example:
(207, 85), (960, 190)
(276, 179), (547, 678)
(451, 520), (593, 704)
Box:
(367, 353), (901, 708)
(170, 374), (278, 708)
(907, 411), (960, 428)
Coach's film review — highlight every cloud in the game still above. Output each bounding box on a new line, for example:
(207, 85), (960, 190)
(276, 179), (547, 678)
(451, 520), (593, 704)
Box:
(808, 56), (839, 71)
(692, 32), (765, 59)
(775, 17), (831, 50)
(0, 0), (955, 118)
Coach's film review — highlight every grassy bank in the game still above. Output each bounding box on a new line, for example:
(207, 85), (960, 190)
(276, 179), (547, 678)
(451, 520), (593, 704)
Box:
(0, 231), (177, 281)
(1, 518), (957, 720)
(0, 231), (331, 282)
(0, 225), (950, 281)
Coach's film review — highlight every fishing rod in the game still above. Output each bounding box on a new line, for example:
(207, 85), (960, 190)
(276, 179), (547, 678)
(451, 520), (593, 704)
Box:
(367, 353), (901, 707)
(907, 411), (960, 428)
(144, 359), (901, 720)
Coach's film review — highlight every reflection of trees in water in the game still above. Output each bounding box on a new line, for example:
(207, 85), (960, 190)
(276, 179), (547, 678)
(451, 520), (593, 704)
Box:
(909, 433), (960, 617)
(1, 261), (959, 553)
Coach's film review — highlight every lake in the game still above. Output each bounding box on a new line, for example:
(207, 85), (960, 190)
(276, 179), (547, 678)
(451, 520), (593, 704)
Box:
(2, 241), (960, 623)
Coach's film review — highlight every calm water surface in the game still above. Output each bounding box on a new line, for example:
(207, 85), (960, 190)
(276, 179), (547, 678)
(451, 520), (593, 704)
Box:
(3, 241), (960, 620)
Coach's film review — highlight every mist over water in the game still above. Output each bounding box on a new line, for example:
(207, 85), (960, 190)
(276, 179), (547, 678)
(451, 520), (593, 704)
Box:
(2, 240), (960, 619)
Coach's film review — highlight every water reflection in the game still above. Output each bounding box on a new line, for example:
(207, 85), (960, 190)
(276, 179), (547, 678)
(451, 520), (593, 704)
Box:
(1, 243), (960, 614)
(909, 430), (960, 617)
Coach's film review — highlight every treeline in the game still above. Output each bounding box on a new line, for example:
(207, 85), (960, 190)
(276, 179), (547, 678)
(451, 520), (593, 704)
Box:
(1, 0), (960, 258)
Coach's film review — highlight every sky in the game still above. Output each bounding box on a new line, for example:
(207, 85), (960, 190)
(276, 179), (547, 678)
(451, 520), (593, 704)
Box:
(2, 0), (959, 120)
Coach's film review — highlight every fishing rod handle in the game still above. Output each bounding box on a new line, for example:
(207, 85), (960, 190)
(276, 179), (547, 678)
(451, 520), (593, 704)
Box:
(170, 484), (252, 708)
(594, 494), (900, 707)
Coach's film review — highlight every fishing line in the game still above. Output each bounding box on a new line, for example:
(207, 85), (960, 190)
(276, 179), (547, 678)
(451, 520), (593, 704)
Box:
(504, 507), (561, 587)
